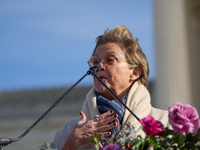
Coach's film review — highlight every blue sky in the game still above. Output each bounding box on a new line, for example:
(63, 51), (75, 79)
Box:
(0, 0), (155, 91)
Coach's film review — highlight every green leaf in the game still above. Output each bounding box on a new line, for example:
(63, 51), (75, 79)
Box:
(91, 132), (100, 150)
(91, 131), (100, 150)
(94, 143), (100, 150)
(91, 132), (98, 143)
(134, 138), (144, 149)
(197, 128), (200, 137)
(164, 127), (170, 137)
(165, 137), (172, 147)
(178, 134), (186, 146)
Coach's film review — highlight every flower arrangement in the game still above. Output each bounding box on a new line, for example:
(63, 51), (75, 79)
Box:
(92, 102), (200, 150)
(40, 102), (200, 150)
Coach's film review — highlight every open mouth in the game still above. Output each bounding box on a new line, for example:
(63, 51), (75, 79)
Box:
(98, 76), (106, 80)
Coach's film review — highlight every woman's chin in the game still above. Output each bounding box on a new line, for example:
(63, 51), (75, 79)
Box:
(94, 85), (107, 94)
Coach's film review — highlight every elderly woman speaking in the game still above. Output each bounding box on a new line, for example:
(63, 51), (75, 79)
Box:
(50, 25), (170, 150)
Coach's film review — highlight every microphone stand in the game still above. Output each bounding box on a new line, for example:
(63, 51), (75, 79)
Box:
(0, 65), (141, 149)
(0, 67), (98, 149)
(90, 72), (176, 135)
(91, 73), (176, 135)
(90, 72), (140, 121)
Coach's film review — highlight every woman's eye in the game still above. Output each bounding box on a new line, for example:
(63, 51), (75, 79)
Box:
(106, 55), (115, 62)
(93, 60), (99, 64)
(106, 58), (114, 62)
(105, 58), (114, 65)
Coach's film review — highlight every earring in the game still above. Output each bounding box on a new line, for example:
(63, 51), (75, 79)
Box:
(130, 77), (133, 80)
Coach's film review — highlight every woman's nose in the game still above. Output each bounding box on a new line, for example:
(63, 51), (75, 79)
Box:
(99, 61), (106, 70)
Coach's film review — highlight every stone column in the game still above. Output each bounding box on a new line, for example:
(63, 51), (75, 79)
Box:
(184, 0), (200, 112)
(153, 0), (199, 111)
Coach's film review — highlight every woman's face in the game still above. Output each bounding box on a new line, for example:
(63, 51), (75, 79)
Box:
(93, 43), (135, 100)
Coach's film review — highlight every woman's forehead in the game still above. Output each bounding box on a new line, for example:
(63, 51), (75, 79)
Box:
(94, 43), (124, 56)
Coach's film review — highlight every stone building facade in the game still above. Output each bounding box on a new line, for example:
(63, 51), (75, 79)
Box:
(153, 0), (200, 112)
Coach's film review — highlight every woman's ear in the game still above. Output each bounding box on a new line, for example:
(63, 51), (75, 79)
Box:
(130, 66), (142, 81)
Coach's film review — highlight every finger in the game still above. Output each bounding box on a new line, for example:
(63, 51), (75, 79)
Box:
(77, 111), (87, 125)
(102, 131), (111, 137)
(93, 110), (114, 122)
(96, 131), (111, 139)
(98, 110), (114, 120)
(98, 114), (118, 126)
(97, 121), (118, 133)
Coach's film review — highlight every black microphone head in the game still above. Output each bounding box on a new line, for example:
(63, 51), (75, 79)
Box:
(88, 64), (102, 74)
(95, 64), (102, 72)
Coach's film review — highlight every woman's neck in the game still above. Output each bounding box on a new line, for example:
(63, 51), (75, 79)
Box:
(100, 86), (131, 101)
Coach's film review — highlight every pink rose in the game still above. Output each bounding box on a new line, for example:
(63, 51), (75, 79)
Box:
(101, 143), (125, 150)
(168, 102), (200, 136)
(140, 115), (164, 137)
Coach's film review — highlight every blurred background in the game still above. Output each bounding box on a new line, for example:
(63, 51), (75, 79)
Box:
(0, 1), (156, 91)
(0, 0), (200, 149)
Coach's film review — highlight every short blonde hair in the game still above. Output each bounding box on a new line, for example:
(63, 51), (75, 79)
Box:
(92, 25), (149, 87)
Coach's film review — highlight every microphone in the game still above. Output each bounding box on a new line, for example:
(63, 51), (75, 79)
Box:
(0, 64), (103, 148)
(87, 64), (102, 74)
(90, 73), (175, 134)
(0, 137), (12, 147)
(87, 64), (140, 121)
(0, 64), (140, 148)
(89, 70), (140, 121)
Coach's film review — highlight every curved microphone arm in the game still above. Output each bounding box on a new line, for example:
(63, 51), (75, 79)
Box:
(0, 65), (101, 148)
(90, 72), (176, 135)
(90, 72), (140, 121)
(90, 67), (175, 135)
(0, 64), (144, 149)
